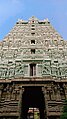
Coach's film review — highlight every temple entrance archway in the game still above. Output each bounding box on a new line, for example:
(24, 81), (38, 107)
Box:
(20, 86), (45, 119)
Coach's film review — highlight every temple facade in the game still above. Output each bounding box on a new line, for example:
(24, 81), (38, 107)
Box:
(0, 16), (67, 119)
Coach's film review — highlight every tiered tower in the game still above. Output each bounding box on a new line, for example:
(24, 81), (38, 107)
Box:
(0, 16), (67, 119)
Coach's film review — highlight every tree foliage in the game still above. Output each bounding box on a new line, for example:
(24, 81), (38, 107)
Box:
(60, 100), (67, 119)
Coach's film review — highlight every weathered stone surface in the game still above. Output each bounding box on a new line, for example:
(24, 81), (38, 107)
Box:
(0, 16), (67, 119)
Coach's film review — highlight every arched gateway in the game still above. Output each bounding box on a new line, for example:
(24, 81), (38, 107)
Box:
(0, 16), (67, 119)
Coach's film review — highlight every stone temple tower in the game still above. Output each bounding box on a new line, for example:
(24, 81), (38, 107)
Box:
(0, 16), (67, 119)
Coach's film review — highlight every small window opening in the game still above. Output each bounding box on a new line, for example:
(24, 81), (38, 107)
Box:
(30, 64), (36, 76)
(31, 49), (35, 54)
(32, 20), (34, 23)
(31, 28), (35, 30)
(31, 40), (35, 44)
(16, 22), (19, 24)
(8, 61), (12, 64)
(54, 61), (58, 63)
(31, 33), (35, 35)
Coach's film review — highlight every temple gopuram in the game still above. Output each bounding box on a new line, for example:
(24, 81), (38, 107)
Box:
(0, 16), (67, 119)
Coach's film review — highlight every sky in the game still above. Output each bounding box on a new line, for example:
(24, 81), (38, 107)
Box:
(0, 0), (67, 40)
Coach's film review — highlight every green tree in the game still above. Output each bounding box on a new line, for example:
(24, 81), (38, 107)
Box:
(60, 100), (67, 119)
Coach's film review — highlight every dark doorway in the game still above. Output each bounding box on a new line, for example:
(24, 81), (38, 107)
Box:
(20, 86), (45, 119)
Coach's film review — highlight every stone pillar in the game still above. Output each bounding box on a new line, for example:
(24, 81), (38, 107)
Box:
(47, 86), (52, 100)
(16, 90), (20, 101)
(9, 86), (13, 100)
(0, 89), (2, 102)
(42, 86), (48, 119)
(18, 87), (24, 119)
(54, 84), (61, 101)
(6, 84), (11, 100)
(11, 83), (16, 100)
(63, 83), (67, 99)
(0, 84), (3, 101)
(0, 90), (1, 99)
(51, 83), (55, 100)
(57, 84), (61, 101)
